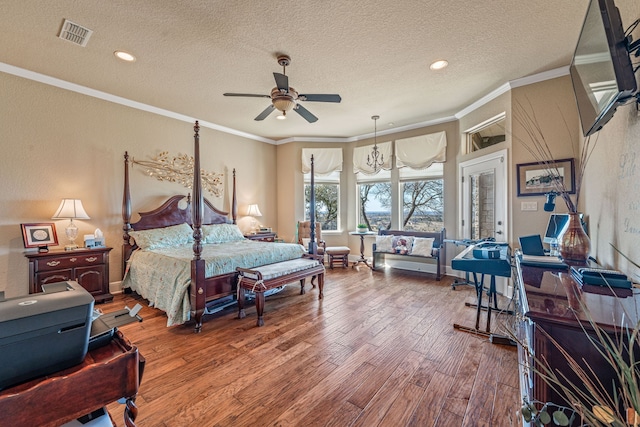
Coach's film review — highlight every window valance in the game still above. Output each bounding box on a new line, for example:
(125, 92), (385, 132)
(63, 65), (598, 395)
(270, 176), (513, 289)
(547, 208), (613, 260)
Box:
(353, 142), (392, 176)
(395, 131), (447, 170)
(301, 148), (343, 176)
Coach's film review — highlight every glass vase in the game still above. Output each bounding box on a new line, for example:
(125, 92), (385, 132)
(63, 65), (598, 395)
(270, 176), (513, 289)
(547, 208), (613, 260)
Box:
(558, 212), (590, 262)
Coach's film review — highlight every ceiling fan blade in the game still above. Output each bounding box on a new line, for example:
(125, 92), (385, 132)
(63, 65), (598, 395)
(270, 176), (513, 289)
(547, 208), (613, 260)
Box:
(273, 73), (289, 92)
(294, 104), (318, 123)
(223, 93), (271, 98)
(298, 94), (342, 103)
(254, 104), (275, 121)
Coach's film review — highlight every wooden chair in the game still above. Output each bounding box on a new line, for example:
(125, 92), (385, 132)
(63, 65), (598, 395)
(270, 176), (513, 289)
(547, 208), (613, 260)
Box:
(297, 221), (325, 256)
(297, 221), (350, 268)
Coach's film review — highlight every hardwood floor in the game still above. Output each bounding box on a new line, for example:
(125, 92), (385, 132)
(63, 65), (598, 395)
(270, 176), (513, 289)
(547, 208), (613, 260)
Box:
(104, 266), (521, 426)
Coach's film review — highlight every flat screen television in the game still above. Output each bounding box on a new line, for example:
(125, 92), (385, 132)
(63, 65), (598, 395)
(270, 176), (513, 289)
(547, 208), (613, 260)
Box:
(570, 0), (637, 137)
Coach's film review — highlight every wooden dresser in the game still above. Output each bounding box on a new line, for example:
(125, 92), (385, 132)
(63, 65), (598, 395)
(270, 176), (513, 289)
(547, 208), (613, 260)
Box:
(514, 254), (639, 424)
(25, 247), (113, 302)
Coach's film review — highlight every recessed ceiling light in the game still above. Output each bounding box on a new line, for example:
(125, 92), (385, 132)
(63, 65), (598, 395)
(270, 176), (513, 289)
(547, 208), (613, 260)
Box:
(388, 122), (394, 127)
(114, 50), (136, 62)
(430, 60), (448, 70)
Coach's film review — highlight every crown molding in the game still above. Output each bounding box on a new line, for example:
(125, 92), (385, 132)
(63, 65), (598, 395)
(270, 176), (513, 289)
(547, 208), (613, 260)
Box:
(0, 62), (275, 144)
(455, 66), (570, 119)
(3, 61), (570, 143)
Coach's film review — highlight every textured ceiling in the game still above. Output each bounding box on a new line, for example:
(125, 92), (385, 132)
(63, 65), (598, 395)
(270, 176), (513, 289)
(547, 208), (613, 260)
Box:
(0, 0), (588, 141)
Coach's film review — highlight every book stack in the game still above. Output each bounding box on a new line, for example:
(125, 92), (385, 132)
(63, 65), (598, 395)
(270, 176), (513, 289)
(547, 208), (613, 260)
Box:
(570, 267), (631, 289)
(520, 254), (567, 269)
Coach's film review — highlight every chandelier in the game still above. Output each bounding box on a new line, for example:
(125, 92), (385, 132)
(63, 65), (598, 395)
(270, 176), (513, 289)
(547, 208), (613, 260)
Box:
(367, 115), (383, 172)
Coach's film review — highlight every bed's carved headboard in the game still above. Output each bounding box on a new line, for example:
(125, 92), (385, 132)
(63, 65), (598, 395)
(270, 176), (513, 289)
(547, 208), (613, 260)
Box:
(130, 195), (230, 231)
(122, 147), (238, 273)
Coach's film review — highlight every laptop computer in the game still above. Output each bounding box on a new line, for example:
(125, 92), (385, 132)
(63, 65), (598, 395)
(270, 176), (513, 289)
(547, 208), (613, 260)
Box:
(519, 234), (546, 256)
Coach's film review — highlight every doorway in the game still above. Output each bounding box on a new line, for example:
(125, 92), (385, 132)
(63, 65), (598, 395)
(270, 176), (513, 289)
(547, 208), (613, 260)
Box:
(459, 149), (510, 296)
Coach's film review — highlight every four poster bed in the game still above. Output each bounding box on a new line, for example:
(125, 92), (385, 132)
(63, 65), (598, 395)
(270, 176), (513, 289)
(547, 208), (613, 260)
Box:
(121, 121), (319, 332)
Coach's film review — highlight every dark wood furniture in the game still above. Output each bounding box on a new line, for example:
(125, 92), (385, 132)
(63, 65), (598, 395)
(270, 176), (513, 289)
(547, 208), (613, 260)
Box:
(350, 231), (376, 269)
(244, 232), (277, 242)
(514, 254), (639, 425)
(236, 255), (325, 326)
(123, 144), (238, 332)
(371, 229), (446, 280)
(122, 122), (320, 333)
(0, 330), (141, 427)
(26, 246), (113, 303)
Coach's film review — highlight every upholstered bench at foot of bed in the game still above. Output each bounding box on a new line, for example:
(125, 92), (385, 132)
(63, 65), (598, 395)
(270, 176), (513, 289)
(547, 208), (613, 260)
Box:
(236, 257), (325, 326)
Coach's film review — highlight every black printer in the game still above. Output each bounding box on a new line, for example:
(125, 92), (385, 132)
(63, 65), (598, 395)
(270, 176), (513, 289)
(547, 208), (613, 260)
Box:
(0, 281), (94, 390)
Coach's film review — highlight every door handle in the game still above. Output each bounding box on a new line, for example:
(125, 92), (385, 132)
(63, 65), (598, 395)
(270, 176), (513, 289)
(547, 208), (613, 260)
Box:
(495, 230), (503, 235)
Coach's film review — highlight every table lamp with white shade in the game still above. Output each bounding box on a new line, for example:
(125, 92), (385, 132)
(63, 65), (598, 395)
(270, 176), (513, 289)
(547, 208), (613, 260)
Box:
(246, 204), (262, 234)
(52, 199), (90, 250)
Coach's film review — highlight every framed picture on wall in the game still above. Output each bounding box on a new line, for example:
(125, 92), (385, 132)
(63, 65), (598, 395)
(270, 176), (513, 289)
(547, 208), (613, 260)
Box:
(516, 158), (575, 197)
(21, 223), (58, 251)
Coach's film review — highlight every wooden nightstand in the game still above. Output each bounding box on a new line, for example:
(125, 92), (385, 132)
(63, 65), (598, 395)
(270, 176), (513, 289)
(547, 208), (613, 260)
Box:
(244, 232), (277, 242)
(25, 247), (113, 303)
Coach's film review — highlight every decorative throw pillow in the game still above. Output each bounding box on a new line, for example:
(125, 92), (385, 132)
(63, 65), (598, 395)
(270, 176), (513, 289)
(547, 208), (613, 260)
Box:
(411, 237), (435, 257)
(392, 235), (414, 255)
(129, 223), (193, 250)
(375, 235), (394, 253)
(202, 223), (245, 244)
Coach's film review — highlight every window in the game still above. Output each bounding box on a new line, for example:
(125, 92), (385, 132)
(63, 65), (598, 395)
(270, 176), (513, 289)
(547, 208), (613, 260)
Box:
(399, 163), (444, 232)
(465, 113), (506, 154)
(304, 171), (340, 231)
(358, 181), (391, 232)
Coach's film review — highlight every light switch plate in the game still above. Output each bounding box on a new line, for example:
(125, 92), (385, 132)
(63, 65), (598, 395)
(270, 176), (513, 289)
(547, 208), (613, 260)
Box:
(521, 201), (538, 211)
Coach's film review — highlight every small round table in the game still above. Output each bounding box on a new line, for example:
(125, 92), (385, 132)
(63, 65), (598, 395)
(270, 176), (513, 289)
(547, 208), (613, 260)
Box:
(349, 231), (377, 269)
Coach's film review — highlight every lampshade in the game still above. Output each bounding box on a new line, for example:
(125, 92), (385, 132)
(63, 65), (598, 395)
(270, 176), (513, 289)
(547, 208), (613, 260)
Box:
(246, 204), (262, 217)
(52, 199), (90, 220)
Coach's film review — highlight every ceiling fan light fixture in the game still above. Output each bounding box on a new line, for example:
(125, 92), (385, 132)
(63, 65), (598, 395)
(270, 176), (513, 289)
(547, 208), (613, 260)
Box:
(272, 97), (296, 112)
(276, 113), (287, 120)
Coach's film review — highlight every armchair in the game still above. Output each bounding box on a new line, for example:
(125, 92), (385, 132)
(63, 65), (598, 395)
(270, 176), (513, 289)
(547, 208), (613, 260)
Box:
(297, 221), (326, 256)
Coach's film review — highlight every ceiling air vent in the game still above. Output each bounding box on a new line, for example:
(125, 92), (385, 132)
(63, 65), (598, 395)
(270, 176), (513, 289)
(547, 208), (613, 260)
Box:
(58, 19), (93, 47)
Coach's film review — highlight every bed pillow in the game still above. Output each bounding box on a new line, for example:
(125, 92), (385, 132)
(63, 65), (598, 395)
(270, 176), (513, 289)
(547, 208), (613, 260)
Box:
(410, 237), (435, 257)
(202, 223), (245, 244)
(375, 235), (394, 253)
(129, 222), (193, 250)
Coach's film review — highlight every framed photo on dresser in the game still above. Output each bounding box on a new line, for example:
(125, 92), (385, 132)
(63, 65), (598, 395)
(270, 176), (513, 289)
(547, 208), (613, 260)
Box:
(21, 223), (58, 250)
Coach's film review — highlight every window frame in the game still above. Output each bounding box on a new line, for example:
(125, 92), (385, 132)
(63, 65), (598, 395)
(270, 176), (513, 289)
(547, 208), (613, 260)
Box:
(304, 171), (341, 232)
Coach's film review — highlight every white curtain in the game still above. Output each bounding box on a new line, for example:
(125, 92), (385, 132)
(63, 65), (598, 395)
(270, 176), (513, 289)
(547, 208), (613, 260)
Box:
(301, 148), (343, 176)
(353, 141), (392, 176)
(395, 131), (447, 169)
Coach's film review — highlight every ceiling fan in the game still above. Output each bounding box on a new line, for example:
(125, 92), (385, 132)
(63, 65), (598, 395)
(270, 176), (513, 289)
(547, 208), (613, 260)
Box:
(223, 55), (341, 123)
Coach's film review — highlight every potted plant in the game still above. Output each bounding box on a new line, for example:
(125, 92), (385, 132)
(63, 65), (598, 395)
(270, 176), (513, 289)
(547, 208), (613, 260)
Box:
(356, 224), (368, 233)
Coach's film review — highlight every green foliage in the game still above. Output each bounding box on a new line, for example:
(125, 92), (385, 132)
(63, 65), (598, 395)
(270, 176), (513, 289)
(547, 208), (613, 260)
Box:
(520, 400), (573, 426)
(305, 183), (338, 230)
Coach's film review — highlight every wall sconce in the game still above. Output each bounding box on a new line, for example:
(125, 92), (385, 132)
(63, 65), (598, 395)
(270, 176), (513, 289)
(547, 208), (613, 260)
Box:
(246, 204), (262, 234)
(52, 199), (90, 250)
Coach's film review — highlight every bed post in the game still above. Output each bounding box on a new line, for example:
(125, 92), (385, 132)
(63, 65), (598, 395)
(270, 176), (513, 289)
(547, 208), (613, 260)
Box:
(232, 168), (237, 224)
(308, 155), (317, 255)
(122, 152), (133, 276)
(191, 121), (206, 333)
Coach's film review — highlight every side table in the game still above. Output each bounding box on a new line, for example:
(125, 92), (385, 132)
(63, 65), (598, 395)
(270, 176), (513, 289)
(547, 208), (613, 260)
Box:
(349, 231), (377, 269)
(0, 330), (142, 427)
(244, 232), (277, 242)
